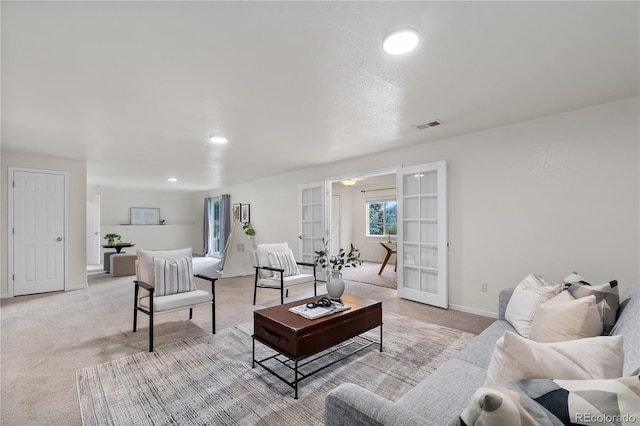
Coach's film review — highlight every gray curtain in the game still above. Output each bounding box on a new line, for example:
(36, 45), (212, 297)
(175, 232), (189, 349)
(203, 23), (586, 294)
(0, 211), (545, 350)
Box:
(219, 194), (231, 258)
(203, 195), (231, 258)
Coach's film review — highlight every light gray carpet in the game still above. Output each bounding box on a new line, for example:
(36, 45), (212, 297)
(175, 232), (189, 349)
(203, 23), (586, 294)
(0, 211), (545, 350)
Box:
(77, 313), (475, 425)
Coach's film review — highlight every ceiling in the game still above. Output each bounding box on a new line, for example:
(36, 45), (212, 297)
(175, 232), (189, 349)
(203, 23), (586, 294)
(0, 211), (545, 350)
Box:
(2, 1), (638, 192)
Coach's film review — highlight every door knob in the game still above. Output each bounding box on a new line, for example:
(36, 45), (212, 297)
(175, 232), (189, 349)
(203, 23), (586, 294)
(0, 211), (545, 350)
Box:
(56, 237), (63, 241)
(94, 232), (99, 235)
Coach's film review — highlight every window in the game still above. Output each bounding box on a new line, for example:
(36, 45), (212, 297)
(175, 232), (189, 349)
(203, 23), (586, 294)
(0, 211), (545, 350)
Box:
(205, 197), (222, 256)
(366, 200), (397, 236)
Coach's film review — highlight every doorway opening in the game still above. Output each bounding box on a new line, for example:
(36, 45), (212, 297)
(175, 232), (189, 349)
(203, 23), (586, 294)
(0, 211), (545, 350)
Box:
(326, 167), (398, 289)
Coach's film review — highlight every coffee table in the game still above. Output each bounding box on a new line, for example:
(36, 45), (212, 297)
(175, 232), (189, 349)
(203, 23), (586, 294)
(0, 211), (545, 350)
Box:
(252, 293), (382, 398)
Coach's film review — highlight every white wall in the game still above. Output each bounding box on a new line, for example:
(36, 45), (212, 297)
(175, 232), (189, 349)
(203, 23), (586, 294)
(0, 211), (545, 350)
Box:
(1, 152), (87, 296)
(351, 183), (397, 263)
(88, 186), (198, 255)
(192, 98), (639, 316)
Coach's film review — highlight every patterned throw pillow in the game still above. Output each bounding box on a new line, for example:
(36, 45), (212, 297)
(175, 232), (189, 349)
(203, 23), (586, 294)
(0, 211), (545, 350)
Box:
(458, 376), (640, 426)
(267, 250), (300, 278)
(504, 274), (561, 338)
(153, 256), (195, 296)
(567, 279), (619, 335)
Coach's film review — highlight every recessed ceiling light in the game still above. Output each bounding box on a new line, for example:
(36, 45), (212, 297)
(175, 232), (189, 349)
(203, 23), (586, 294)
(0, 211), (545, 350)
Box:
(383, 28), (420, 55)
(168, 177), (178, 182)
(209, 135), (228, 144)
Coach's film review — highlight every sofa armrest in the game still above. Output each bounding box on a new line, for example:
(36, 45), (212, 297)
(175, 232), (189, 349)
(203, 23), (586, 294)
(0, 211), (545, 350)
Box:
(325, 383), (424, 426)
(498, 289), (515, 320)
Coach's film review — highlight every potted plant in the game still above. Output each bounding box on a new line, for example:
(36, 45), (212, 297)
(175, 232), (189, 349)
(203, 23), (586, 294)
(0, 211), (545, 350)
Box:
(314, 238), (361, 300)
(104, 233), (122, 246)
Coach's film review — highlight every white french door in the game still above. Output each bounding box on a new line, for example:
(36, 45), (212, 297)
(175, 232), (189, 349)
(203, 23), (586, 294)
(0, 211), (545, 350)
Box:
(11, 169), (66, 296)
(298, 181), (327, 279)
(397, 161), (448, 308)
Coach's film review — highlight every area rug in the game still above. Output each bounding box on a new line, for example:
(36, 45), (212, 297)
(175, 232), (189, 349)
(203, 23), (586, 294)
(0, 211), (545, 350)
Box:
(77, 313), (475, 425)
(341, 262), (397, 289)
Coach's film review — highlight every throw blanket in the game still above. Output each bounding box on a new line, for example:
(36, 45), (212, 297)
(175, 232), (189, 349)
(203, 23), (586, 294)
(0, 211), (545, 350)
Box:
(458, 376), (640, 426)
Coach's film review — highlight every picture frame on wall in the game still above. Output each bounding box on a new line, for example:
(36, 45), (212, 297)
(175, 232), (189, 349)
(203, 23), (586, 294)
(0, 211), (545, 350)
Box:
(232, 203), (241, 221)
(240, 204), (250, 223)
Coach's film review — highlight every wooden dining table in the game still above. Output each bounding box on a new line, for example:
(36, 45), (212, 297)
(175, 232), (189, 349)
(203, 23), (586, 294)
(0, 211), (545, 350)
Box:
(378, 242), (397, 275)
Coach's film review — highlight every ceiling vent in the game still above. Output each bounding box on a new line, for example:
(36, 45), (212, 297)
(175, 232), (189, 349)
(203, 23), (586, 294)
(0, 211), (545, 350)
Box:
(415, 120), (443, 130)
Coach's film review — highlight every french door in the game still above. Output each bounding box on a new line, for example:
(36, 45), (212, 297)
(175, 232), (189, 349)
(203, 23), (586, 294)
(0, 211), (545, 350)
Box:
(397, 161), (448, 308)
(298, 181), (327, 279)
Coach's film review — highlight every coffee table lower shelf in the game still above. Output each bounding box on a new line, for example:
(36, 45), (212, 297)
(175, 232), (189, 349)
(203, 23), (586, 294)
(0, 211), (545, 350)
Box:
(252, 326), (382, 399)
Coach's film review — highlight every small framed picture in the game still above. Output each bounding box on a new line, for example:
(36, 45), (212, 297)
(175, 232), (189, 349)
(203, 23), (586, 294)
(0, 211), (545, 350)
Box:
(240, 204), (250, 223)
(232, 203), (241, 221)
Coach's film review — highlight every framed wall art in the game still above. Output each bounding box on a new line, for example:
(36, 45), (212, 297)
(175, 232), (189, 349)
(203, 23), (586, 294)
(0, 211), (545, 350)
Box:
(240, 204), (250, 223)
(130, 207), (160, 225)
(232, 203), (241, 221)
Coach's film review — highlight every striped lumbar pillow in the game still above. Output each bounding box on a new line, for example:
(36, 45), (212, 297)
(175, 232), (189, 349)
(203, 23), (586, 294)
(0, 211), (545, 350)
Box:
(267, 249), (300, 278)
(153, 256), (195, 296)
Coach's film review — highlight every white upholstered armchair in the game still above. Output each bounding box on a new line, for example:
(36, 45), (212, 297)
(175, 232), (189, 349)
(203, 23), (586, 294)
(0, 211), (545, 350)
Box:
(133, 248), (217, 352)
(253, 242), (316, 305)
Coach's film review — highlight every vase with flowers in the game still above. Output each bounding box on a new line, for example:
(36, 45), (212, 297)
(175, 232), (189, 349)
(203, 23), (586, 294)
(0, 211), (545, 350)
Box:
(314, 238), (362, 300)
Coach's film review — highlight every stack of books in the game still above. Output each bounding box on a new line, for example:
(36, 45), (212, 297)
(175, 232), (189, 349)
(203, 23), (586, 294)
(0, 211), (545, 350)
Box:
(289, 301), (351, 320)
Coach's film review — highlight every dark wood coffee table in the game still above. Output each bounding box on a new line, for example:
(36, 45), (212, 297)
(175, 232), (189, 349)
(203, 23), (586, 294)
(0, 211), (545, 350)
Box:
(252, 293), (382, 398)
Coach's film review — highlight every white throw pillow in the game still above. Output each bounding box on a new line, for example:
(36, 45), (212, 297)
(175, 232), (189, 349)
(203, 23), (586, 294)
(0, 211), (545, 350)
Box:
(153, 256), (195, 296)
(267, 249), (300, 277)
(529, 294), (602, 342)
(504, 274), (561, 338)
(485, 331), (624, 385)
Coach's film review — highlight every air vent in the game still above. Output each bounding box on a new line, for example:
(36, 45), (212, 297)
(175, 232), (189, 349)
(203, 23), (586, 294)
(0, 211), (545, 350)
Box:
(415, 120), (443, 130)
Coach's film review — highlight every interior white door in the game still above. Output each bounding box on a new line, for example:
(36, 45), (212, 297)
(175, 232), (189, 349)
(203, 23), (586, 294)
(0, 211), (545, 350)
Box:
(298, 181), (327, 279)
(397, 161), (448, 308)
(86, 195), (101, 265)
(13, 170), (66, 295)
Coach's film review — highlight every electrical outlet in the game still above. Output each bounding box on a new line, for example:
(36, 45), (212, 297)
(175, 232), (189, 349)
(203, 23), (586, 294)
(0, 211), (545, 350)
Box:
(480, 283), (488, 292)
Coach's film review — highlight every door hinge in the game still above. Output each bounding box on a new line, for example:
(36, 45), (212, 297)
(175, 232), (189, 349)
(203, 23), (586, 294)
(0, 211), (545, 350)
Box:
(12, 181), (15, 188)
(12, 228), (15, 235)
(12, 274), (15, 281)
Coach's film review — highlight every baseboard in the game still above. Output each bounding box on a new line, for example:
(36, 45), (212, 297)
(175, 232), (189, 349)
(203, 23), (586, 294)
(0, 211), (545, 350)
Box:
(449, 303), (498, 319)
(1, 292), (12, 299)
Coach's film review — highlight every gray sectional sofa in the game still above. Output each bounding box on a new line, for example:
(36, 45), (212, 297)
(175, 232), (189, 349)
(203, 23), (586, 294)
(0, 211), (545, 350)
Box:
(325, 283), (640, 426)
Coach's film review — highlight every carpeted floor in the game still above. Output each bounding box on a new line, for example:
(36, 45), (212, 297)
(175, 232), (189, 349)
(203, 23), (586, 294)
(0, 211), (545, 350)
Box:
(77, 313), (475, 425)
(341, 262), (397, 289)
(1, 271), (494, 425)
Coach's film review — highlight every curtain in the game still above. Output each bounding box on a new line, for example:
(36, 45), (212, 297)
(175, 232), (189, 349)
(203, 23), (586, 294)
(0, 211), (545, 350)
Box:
(219, 194), (231, 258)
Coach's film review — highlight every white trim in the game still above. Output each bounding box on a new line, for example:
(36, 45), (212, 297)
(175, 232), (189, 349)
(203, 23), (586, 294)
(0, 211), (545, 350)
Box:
(449, 303), (498, 319)
(1, 293), (12, 299)
(8, 167), (69, 297)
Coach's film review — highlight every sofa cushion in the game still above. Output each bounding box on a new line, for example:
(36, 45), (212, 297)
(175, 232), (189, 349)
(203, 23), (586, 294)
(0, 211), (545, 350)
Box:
(529, 294), (602, 342)
(504, 274), (561, 338)
(258, 273), (315, 288)
(395, 358), (486, 425)
(139, 289), (212, 312)
(610, 282), (640, 376)
(456, 320), (515, 369)
(486, 331), (624, 385)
